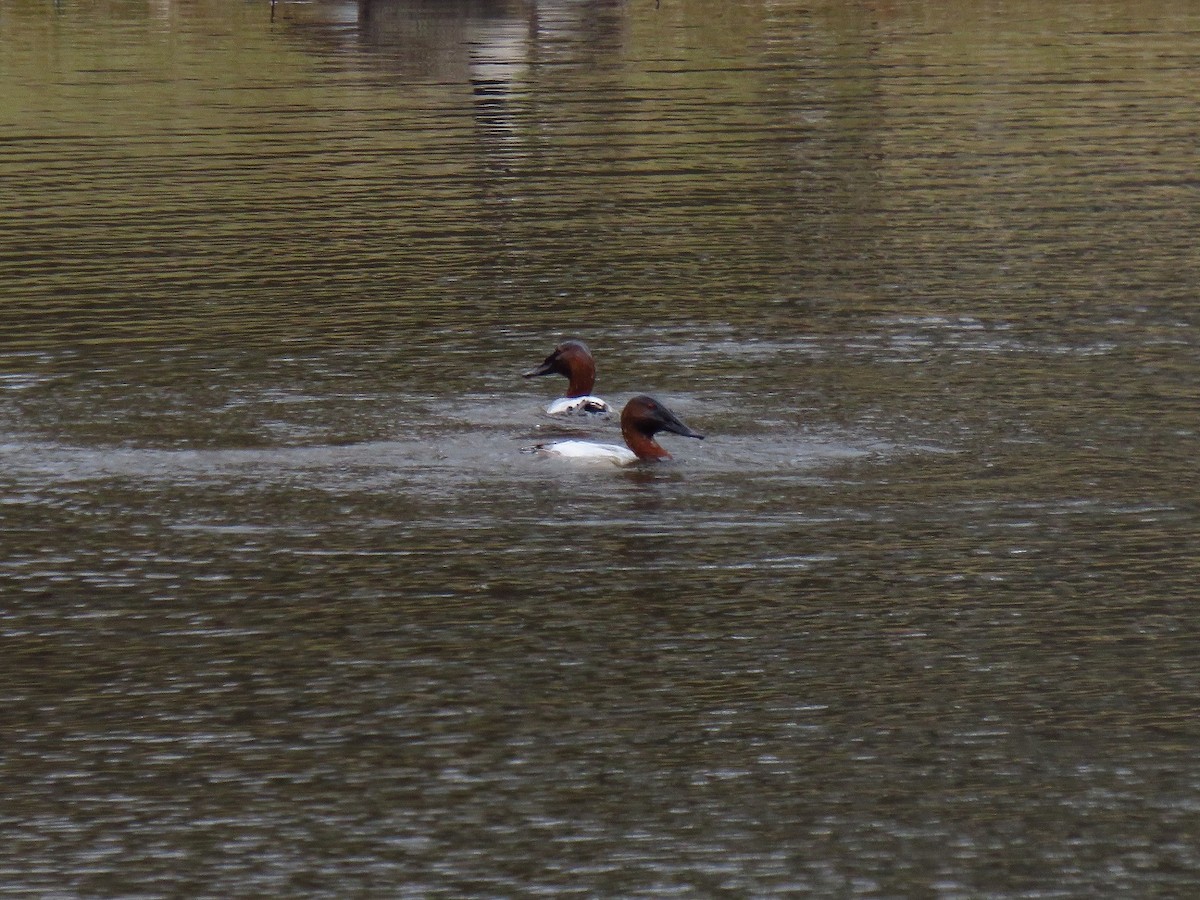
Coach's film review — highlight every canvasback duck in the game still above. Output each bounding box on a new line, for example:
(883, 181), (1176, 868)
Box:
(523, 339), (613, 418)
(526, 395), (704, 466)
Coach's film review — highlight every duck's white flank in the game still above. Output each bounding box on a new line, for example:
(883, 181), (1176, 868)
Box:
(535, 439), (636, 466)
(545, 395), (613, 418)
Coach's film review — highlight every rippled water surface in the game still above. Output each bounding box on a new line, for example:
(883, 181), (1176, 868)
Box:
(3, 0), (1200, 894)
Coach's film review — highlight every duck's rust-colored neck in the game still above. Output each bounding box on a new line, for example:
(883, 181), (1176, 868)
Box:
(621, 424), (671, 461)
(561, 351), (596, 398)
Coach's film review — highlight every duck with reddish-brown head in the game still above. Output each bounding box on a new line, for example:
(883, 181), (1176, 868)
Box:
(526, 395), (703, 466)
(523, 339), (612, 418)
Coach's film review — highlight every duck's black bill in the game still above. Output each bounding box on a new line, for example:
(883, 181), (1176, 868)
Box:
(523, 355), (557, 378)
(659, 411), (704, 440)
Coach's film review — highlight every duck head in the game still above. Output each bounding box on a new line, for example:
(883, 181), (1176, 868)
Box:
(620, 395), (704, 461)
(523, 340), (597, 398)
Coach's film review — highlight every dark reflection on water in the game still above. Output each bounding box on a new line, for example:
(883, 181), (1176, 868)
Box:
(3, 0), (1200, 894)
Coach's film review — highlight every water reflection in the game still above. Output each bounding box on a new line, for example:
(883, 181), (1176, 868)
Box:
(3, 0), (1200, 895)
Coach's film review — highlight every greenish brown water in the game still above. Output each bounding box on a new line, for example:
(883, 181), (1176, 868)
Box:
(3, 0), (1200, 894)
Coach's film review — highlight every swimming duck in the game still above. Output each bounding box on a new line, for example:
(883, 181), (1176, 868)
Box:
(523, 339), (612, 418)
(526, 395), (704, 465)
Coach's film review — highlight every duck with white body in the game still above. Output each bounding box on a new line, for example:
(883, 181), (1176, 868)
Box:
(528, 395), (704, 466)
(523, 340), (612, 418)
